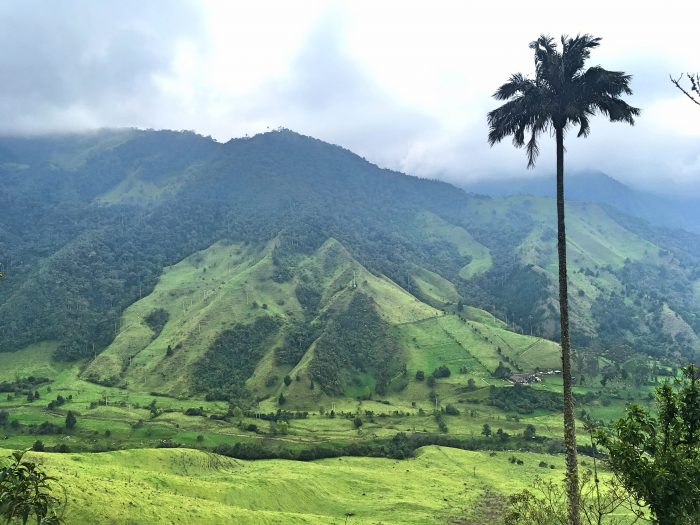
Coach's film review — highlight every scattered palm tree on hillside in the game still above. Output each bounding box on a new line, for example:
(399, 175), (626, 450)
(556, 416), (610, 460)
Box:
(487, 34), (639, 525)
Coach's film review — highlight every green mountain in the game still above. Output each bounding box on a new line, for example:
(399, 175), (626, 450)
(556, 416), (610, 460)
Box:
(463, 170), (700, 234)
(1, 128), (699, 404)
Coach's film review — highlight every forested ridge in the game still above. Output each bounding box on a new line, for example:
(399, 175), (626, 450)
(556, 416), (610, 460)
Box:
(1, 128), (699, 388)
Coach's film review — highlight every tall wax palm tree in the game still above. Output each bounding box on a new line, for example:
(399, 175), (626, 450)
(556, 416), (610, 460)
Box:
(487, 35), (639, 525)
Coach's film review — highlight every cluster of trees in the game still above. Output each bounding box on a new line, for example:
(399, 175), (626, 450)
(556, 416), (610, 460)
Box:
(275, 320), (321, 366)
(310, 293), (400, 395)
(488, 384), (568, 414)
(193, 316), (281, 401)
(143, 308), (169, 336)
(0, 376), (50, 396)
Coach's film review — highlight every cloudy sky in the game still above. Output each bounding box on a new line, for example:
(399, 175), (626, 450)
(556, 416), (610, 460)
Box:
(0, 0), (698, 194)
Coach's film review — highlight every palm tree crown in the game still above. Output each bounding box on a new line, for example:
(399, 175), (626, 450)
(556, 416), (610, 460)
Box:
(487, 34), (640, 167)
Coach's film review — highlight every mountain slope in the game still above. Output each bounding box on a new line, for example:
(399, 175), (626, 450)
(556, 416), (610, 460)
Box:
(1, 128), (699, 401)
(463, 170), (700, 234)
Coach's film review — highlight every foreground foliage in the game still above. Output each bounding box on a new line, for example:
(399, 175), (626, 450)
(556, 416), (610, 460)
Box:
(503, 471), (643, 525)
(0, 450), (63, 524)
(599, 365), (700, 525)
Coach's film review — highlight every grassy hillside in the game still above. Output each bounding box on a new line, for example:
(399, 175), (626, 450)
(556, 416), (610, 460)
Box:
(82, 237), (440, 399)
(462, 195), (700, 354)
(415, 211), (493, 279)
(0, 446), (600, 524)
(82, 240), (285, 393)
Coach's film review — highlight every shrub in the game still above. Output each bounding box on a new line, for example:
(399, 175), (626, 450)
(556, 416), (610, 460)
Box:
(0, 450), (64, 524)
(432, 365), (451, 378)
(445, 404), (460, 416)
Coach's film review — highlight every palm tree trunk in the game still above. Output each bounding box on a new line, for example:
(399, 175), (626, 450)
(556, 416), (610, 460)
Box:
(556, 125), (580, 525)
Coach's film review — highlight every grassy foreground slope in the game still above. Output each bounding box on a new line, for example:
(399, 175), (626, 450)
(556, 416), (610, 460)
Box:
(2, 446), (580, 524)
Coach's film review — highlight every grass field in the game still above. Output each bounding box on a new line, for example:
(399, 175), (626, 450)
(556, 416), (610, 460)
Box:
(1, 445), (606, 524)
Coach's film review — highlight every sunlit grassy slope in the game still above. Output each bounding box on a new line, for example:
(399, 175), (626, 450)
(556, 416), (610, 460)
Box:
(397, 313), (561, 383)
(82, 240), (285, 393)
(2, 446), (588, 525)
(83, 237), (440, 397)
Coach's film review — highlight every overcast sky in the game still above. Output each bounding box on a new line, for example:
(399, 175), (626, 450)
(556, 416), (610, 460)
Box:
(0, 0), (698, 195)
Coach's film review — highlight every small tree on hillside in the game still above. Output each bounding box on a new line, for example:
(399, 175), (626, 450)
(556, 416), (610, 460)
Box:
(523, 424), (537, 440)
(65, 411), (77, 430)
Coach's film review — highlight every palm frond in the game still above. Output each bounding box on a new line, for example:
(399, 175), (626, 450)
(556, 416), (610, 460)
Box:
(526, 116), (549, 168)
(590, 95), (640, 124)
(562, 34), (601, 77)
(531, 35), (561, 90)
(573, 113), (591, 138)
(579, 67), (634, 96)
(487, 97), (534, 145)
(493, 73), (534, 100)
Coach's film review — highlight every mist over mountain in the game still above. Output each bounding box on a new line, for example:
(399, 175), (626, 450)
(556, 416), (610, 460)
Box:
(463, 171), (700, 234)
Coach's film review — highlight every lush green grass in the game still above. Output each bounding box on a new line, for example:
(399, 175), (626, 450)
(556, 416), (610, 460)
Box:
(0, 341), (66, 382)
(397, 312), (561, 383)
(0, 329), (657, 524)
(412, 267), (460, 306)
(0, 445), (589, 524)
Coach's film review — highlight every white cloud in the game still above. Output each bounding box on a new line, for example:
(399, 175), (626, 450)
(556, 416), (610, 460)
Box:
(0, 0), (698, 195)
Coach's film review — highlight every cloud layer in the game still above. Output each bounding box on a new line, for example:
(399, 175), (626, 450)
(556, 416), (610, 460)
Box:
(0, 0), (697, 195)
